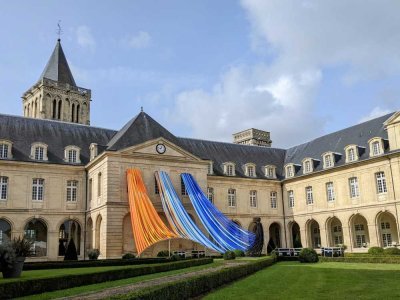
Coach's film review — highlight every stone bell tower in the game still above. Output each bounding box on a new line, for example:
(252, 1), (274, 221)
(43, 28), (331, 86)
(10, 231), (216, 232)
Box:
(22, 39), (91, 125)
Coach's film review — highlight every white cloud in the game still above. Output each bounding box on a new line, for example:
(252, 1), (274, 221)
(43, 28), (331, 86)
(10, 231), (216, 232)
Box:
(170, 1), (400, 147)
(126, 31), (151, 49)
(76, 26), (95, 49)
(359, 107), (392, 123)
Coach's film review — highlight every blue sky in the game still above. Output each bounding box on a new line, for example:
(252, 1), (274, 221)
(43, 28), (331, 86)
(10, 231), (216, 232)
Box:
(1, 1), (399, 148)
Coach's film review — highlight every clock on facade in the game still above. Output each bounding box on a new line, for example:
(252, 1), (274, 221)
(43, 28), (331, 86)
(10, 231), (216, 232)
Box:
(156, 143), (166, 154)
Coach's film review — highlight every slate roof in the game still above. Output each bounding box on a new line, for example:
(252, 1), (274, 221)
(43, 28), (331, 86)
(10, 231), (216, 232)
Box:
(0, 110), (395, 179)
(284, 112), (394, 178)
(0, 114), (116, 165)
(39, 40), (77, 86)
(106, 112), (182, 151)
(178, 138), (286, 179)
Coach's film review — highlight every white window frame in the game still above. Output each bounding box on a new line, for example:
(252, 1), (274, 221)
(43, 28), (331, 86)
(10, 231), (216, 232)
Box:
(0, 140), (12, 159)
(375, 172), (387, 194)
(302, 158), (313, 174)
(270, 191), (277, 209)
(208, 161), (214, 175)
(349, 177), (359, 198)
(345, 145), (359, 163)
(30, 142), (48, 161)
(326, 182), (335, 202)
(245, 163), (256, 178)
(32, 178), (44, 201)
(306, 186), (313, 205)
(323, 152), (334, 169)
(64, 146), (81, 164)
(286, 164), (294, 178)
(228, 188), (236, 207)
(89, 143), (98, 161)
(66, 180), (78, 202)
(224, 163), (236, 176)
(0, 176), (8, 200)
(369, 138), (383, 157)
(288, 190), (295, 208)
(250, 190), (257, 208)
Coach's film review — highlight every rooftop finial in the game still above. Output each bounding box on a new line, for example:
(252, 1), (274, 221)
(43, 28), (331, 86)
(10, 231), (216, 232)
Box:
(56, 20), (63, 41)
(141, 106), (143, 112)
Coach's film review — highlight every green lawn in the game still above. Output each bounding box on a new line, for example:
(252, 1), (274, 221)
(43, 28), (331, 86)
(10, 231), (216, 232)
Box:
(17, 261), (223, 299)
(204, 261), (400, 300)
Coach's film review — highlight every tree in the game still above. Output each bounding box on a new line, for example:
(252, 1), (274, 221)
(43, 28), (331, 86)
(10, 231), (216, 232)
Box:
(64, 239), (78, 261)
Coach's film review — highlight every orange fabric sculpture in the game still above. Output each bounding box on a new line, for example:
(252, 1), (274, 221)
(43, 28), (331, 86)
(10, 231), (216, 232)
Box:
(126, 169), (177, 255)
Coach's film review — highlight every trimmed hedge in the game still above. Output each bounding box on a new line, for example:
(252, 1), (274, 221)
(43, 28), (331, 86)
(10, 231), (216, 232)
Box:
(368, 247), (384, 255)
(0, 258), (213, 299)
(319, 256), (400, 264)
(110, 257), (276, 300)
(23, 257), (170, 270)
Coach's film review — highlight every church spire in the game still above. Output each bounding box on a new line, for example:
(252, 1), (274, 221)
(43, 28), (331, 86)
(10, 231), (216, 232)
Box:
(39, 39), (76, 86)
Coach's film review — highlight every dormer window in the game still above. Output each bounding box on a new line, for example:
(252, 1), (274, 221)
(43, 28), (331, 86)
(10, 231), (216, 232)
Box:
(302, 158), (313, 174)
(0, 140), (12, 159)
(265, 165), (276, 179)
(323, 152), (334, 169)
(89, 143), (98, 161)
(30, 142), (48, 161)
(223, 163), (236, 176)
(369, 137), (384, 157)
(245, 163), (256, 178)
(285, 164), (294, 178)
(64, 146), (81, 164)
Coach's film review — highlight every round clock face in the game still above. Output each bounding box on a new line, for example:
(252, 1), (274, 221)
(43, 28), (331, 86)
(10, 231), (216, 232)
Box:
(156, 143), (166, 154)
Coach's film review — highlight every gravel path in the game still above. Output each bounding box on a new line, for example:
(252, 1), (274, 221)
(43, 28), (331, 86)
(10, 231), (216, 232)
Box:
(57, 261), (246, 300)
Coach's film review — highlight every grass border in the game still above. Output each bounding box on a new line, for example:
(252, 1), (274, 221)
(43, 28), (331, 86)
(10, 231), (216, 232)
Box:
(319, 256), (400, 263)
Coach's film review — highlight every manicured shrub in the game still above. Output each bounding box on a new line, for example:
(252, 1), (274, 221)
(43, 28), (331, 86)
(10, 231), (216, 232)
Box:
(112, 257), (276, 300)
(233, 249), (245, 257)
(64, 239), (78, 261)
(223, 251), (236, 260)
(87, 249), (100, 260)
(368, 247), (384, 255)
(299, 248), (318, 263)
(157, 250), (171, 257)
(170, 254), (181, 261)
(0, 258), (213, 298)
(383, 247), (400, 256)
(122, 253), (136, 259)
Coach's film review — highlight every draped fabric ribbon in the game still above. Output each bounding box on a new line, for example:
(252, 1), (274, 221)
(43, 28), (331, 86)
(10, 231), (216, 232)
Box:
(126, 169), (177, 255)
(155, 171), (224, 252)
(181, 173), (256, 252)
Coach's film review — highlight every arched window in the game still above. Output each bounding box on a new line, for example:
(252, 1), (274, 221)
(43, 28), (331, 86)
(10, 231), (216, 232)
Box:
(0, 219), (11, 245)
(25, 219), (47, 256)
(98, 172), (102, 197)
(34, 100), (38, 118)
(58, 220), (81, 256)
(64, 146), (81, 164)
(30, 143), (48, 161)
(0, 140), (12, 159)
(58, 100), (62, 120)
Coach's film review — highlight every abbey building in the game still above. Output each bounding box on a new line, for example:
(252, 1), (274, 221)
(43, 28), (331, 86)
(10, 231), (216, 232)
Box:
(1, 40), (400, 260)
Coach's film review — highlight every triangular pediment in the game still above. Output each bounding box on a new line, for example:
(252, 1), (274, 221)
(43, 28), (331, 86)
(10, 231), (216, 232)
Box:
(384, 111), (400, 127)
(120, 138), (202, 161)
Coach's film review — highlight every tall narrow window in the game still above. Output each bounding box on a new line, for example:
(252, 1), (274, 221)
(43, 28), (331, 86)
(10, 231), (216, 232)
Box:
(76, 104), (80, 123)
(207, 187), (214, 203)
(97, 173), (102, 197)
(58, 100), (62, 120)
(326, 182), (335, 202)
(226, 164), (234, 176)
(66, 180), (78, 202)
(372, 141), (381, 156)
(304, 160), (311, 173)
(265, 166), (275, 178)
(324, 154), (333, 168)
(250, 190), (257, 208)
(181, 177), (187, 196)
(270, 191), (277, 209)
(286, 165), (294, 178)
(154, 177), (159, 195)
(288, 190), (294, 208)
(0, 144), (9, 159)
(32, 178), (44, 201)
(306, 186), (313, 205)
(35, 146), (44, 161)
(208, 162), (213, 175)
(247, 166), (255, 177)
(0, 177), (8, 200)
(88, 179), (93, 202)
(376, 172), (387, 194)
(71, 103), (75, 122)
(228, 188), (236, 207)
(349, 177), (359, 198)
(52, 99), (57, 119)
